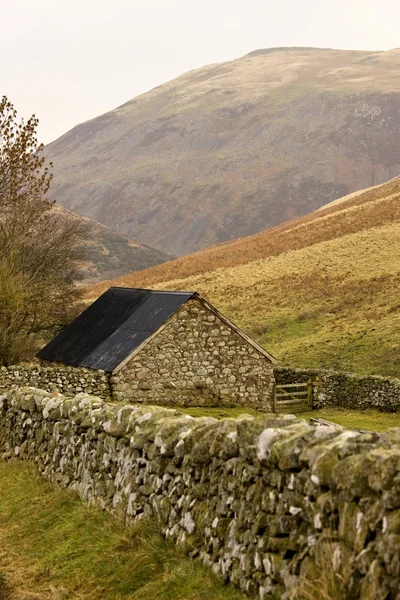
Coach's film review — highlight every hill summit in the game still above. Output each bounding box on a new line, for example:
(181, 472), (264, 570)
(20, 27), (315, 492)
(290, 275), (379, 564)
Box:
(46, 47), (400, 256)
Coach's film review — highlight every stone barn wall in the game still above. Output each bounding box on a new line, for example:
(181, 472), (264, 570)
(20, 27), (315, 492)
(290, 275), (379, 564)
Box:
(111, 299), (275, 411)
(1, 387), (399, 599)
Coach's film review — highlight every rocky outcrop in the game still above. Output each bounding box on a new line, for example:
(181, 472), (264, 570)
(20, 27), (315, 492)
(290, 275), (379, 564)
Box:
(1, 387), (399, 599)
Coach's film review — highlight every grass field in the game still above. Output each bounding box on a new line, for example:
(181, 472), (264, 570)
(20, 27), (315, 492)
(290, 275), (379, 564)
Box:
(297, 408), (400, 433)
(174, 406), (263, 419)
(175, 406), (400, 432)
(0, 461), (245, 600)
(87, 178), (400, 377)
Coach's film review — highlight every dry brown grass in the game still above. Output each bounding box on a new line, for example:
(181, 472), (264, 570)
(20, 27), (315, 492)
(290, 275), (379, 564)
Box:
(289, 542), (347, 600)
(86, 177), (400, 298)
(84, 179), (400, 376)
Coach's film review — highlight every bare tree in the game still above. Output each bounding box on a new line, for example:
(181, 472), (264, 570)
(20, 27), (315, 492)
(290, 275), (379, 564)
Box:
(0, 96), (88, 365)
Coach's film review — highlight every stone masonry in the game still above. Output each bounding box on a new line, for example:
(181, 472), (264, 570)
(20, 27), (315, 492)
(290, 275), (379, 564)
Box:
(111, 298), (275, 410)
(1, 387), (400, 599)
(275, 367), (400, 413)
(0, 364), (111, 399)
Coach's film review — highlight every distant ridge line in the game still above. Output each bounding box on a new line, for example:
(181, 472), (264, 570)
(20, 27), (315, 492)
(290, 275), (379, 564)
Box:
(245, 47), (341, 57)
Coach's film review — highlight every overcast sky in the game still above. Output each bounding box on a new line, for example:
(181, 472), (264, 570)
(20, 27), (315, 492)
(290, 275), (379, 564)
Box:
(2, 0), (399, 144)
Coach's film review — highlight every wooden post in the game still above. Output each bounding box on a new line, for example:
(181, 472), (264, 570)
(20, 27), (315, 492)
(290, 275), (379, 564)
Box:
(272, 382), (276, 412)
(307, 382), (313, 409)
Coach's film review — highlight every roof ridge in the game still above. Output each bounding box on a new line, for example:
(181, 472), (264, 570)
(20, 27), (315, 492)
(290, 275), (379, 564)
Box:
(109, 286), (196, 296)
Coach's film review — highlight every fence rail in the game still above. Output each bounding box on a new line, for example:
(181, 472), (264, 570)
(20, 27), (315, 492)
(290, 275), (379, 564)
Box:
(273, 382), (313, 413)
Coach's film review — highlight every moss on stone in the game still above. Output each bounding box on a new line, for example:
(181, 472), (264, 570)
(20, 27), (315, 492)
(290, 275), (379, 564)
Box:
(1, 387), (400, 599)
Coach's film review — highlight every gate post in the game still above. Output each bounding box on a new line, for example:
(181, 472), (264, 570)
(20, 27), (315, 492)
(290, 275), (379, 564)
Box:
(307, 382), (313, 409)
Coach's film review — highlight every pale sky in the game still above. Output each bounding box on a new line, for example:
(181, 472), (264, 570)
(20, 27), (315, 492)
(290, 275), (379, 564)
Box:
(2, 0), (400, 144)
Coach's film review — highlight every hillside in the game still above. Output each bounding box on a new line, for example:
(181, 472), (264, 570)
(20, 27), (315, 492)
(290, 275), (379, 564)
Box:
(56, 206), (170, 281)
(87, 177), (400, 377)
(45, 47), (400, 256)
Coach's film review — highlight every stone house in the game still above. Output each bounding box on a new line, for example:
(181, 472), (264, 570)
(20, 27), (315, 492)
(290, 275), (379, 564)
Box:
(38, 287), (276, 410)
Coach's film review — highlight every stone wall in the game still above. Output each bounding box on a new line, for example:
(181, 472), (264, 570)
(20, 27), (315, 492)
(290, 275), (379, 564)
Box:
(112, 298), (275, 411)
(1, 387), (399, 599)
(275, 367), (400, 413)
(0, 364), (111, 399)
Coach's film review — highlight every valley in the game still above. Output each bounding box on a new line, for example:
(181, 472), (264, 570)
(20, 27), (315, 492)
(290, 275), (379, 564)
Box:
(56, 206), (170, 281)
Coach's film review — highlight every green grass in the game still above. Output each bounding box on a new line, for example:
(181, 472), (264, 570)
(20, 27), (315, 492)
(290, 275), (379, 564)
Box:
(0, 404), (398, 597)
(174, 406), (263, 419)
(175, 406), (400, 433)
(0, 461), (246, 600)
(298, 407), (400, 433)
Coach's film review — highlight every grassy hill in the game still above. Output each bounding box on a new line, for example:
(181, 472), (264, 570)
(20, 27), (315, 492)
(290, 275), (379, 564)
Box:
(55, 206), (170, 282)
(45, 47), (400, 256)
(87, 177), (400, 377)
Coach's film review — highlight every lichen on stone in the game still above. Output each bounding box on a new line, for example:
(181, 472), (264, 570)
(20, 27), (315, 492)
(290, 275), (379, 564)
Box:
(1, 387), (399, 599)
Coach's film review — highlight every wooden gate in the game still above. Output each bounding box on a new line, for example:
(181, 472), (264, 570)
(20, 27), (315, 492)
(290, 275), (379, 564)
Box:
(273, 382), (313, 413)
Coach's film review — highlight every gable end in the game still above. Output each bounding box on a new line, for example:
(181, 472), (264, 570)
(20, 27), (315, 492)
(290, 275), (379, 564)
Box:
(112, 292), (276, 373)
(194, 294), (277, 364)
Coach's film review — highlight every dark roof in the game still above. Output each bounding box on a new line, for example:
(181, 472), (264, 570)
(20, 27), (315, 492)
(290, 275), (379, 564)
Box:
(37, 287), (195, 372)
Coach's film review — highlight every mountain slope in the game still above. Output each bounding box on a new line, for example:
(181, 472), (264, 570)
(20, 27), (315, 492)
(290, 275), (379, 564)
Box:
(46, 47), (400, 256)
(55, 207), (170, 281)
(87, 177), (400, 376)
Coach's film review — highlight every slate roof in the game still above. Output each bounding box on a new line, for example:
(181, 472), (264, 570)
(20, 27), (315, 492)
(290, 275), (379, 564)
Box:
(37, 287), (195, 372)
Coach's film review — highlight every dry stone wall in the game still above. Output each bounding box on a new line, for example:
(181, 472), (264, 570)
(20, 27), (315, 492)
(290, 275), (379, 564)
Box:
(111, 299), (274, 411)
(0, 364), (111, 399)
(275, 367), (400, 413)
(1, 387), (400, 599)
